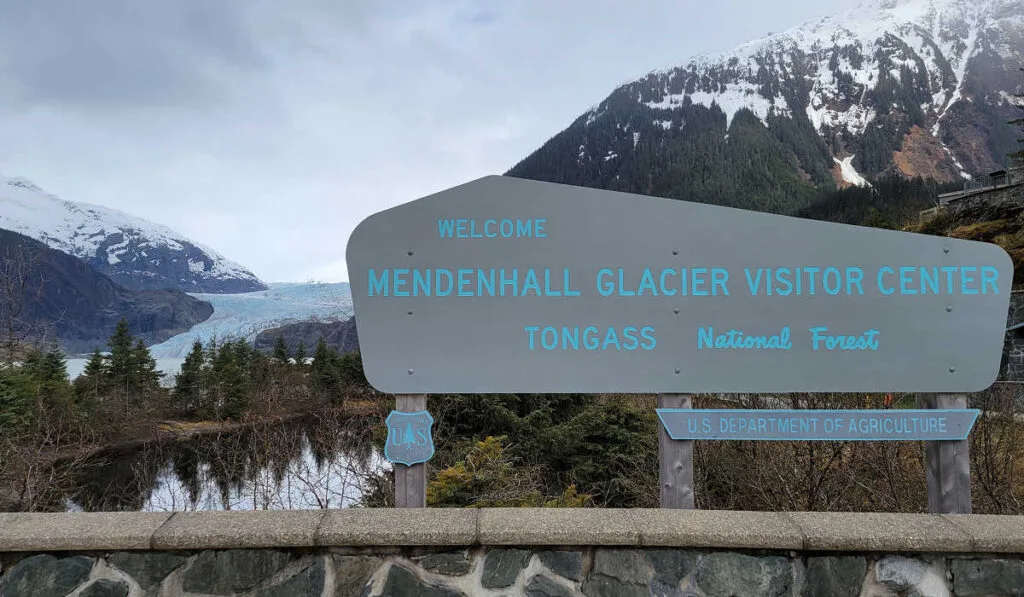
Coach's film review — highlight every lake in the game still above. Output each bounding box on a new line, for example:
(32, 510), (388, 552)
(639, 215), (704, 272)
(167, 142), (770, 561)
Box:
(62, 415), (388, 512)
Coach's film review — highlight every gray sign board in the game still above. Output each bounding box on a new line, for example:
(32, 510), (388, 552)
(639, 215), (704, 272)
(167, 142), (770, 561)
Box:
(656, 409), (980, 441)
(346, 175), (1013, 394)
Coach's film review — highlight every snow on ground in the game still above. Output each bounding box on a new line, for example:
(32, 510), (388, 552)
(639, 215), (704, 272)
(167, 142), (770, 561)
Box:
(834, 156), (872, 187)
(66, 282), (353, 383)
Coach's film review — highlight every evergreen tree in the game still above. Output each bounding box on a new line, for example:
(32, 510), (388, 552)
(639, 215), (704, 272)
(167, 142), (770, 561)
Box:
(20, 348), (45, 380)
(35, 348), (69, 384)
(311, 338), (342, 401)
(106, 319), (135, 412)
(102, 319), (163, 416)
(132, 339), (162, 395)
(74, 349), (107, 411)
(294, 342), (307, 366)
(40, 347), (73, 417)
(174, 340), (206, 417)
(8, 346), (75, 425)
(83, 349), (106, 377)
(273, 336), (290, 363)
(338, 351), (369, 389)
(0, 370), (32, 432)
(210, 341), (249, 420)
(246, 345), (272, 389)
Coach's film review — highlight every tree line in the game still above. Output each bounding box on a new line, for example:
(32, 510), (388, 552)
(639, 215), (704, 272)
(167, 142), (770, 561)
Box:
(0, 319), (370, 441)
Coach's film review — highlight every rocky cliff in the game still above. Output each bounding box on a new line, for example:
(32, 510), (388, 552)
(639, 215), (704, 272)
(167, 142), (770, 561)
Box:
(0, 228), (213, 355)
(254, 316), (359, 356)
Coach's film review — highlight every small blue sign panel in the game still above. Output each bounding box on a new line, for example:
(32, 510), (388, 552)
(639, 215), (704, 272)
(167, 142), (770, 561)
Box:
(656, 409), (980, 441)
(384, 410), (435, 466)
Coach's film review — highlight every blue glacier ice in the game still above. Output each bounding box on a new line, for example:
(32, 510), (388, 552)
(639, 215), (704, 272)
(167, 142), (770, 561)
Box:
(67, 282), (353, 381)
(149, 282), (354, 358)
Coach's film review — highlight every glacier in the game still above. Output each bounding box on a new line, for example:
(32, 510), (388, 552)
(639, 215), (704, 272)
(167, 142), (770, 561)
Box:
(147, 282), (354, 358)
(66, 282), (353, 381)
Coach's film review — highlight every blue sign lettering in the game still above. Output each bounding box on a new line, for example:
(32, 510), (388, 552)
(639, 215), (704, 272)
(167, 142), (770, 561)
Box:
(437, 218), (548, 239)
(657, 409), (979, 441)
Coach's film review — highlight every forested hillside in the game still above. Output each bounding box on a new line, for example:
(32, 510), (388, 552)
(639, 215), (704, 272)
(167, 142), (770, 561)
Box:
(507, 0), (1024, 215)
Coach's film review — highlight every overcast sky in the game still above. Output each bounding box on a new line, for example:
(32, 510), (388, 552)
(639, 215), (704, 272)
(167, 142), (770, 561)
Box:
(0, 0), (860, 283)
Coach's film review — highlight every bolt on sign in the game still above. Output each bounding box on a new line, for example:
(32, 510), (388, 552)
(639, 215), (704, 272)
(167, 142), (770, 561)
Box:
(346, 176), (1013, 395)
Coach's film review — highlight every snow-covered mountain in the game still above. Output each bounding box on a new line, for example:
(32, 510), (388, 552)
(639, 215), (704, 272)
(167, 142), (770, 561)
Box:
(0, 175), (266, 294)
(508, 0), (1024, 213)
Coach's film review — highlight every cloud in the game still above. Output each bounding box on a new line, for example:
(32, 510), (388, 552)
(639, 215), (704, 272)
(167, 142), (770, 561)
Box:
(0, 0), (270, 112)
(0, 0), (860, 283)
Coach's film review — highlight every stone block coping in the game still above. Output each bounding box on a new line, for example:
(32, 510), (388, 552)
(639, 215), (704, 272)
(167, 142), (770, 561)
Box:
(0, 509), (1019, 554)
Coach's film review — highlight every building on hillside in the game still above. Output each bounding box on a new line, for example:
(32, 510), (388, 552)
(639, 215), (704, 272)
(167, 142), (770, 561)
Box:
(920, 165), (1024, 224)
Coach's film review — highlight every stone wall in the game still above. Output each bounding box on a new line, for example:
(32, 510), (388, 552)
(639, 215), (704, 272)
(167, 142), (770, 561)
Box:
(3, 546), (1024, 597)
(3, 509), (1024, 596)
(946, 183), (1024, 214)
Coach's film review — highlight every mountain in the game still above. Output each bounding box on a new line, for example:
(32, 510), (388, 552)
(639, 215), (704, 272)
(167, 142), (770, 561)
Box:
(507, 0), (1024, 214)
(0, 228), (214, 355)
(0, 175), (267, 294)
(254, 316), (359, 356)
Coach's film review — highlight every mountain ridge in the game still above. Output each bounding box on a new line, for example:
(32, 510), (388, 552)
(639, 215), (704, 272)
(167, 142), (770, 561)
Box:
(0, 228), (214, 355)
(0, 175), (267, 294)
(507, 0), (1024, 213)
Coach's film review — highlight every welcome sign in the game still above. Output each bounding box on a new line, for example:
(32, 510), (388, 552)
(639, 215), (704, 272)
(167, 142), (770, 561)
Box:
(346, 176), (1013, 394)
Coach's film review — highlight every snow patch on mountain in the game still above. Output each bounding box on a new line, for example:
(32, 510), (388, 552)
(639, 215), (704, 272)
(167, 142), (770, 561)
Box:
(933, 19), (981, 136)
(605, 0), (1016, 133)
(1002, 90), (1024, 106)
(835, 156), (873, 186)
(646, 79), (791, 129)
(808, 102), (877, 136)
(0, 174), (265, 293)
(573, 0), (1022, 184)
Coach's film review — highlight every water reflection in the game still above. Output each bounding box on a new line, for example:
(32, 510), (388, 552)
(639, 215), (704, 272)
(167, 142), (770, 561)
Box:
(66, 414), (388, 512)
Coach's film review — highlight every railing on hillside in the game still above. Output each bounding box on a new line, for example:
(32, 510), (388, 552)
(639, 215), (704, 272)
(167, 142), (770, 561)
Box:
(919, 205), (941, 224)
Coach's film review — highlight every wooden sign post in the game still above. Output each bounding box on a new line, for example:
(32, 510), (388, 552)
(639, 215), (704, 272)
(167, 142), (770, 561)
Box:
(346, 175), (1011, 513)
(389, 394), (429, 508)
(657, 394), (694, 509)
(923, 393), (972, 514)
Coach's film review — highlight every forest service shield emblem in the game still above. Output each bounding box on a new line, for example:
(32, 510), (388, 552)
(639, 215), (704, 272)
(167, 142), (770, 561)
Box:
(384, 410), (435, 466)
